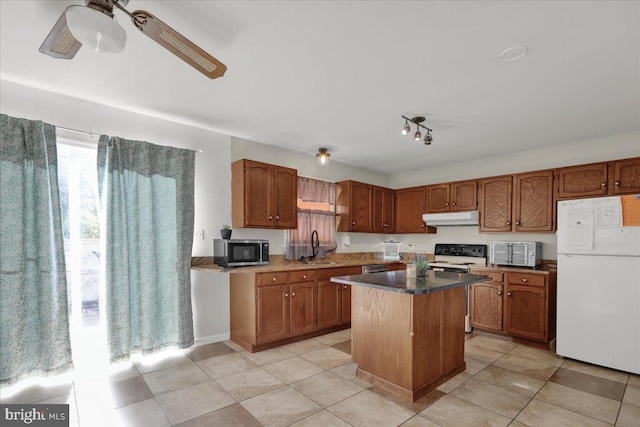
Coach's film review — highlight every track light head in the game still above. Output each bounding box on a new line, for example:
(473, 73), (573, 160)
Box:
(414, 129), (421, 141)
(402, 120), (410, 136)
(424, 132), (433, 145)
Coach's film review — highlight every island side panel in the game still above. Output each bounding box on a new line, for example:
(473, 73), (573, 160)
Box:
(351, 286), (413, 391)
(441, 286), (466, 374)
(412, 290), (443, 387)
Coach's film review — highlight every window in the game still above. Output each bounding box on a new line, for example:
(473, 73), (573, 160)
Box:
(285, 177), (337, 260)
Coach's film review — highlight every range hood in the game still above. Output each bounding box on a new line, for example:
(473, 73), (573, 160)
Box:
(422, 211), (479, 226)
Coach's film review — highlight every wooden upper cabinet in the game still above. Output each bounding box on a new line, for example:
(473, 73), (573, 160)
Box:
(452, 180), (478, 211)
(479, 176), (513, 232)
(612, 157), (640, 194)
(373, 186), (395, 233)
(394, 186), (436, 234)
(427, 180), (478, 212)
(426, 184), (450, 213)
(480, 171), (554, 233)
(336, 181), (373, 232)
(514, 170), (555, 232)
(231, 159), (297, 229)
(556, 162), (608, 199)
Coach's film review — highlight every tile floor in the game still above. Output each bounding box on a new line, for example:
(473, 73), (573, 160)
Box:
(2, 329), (639, 426)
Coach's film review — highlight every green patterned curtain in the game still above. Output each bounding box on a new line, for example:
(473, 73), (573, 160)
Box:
(97, 136), (195, 362)
(0, 114), (73, 385)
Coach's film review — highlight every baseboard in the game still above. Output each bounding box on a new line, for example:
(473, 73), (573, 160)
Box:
(194, 332), (230, 347)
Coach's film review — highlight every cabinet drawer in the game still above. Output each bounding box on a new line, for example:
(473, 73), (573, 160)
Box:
(470, 270), (503, 283)
(506, 273), (545, 287)
(258, 272), (288, 286)
(289, 270), (317, 283)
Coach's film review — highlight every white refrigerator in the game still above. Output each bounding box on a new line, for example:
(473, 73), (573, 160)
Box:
(556, 195), (640, 374)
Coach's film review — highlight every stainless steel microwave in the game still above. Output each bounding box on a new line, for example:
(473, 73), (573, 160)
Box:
(490, 241), (542, 267)
(214, 239), (269, 267)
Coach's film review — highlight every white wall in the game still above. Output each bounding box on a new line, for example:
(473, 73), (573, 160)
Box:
(1, 80), (231, 345)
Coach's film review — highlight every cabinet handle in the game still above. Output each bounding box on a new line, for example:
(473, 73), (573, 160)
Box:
(352, 221), (356, 225)
(601, 182), (607, 188)
(445, 202), (450, 206)
(276, 215), (280, 220)
(291, 292), (296, 297)
(506, 221), (511, 226)
(521, 278), (528, 282)
(301, 275), (307, 279)
(284, 292), (289, 298)
(452, 202), (457, 206)
(497, 290), (502, 296)
(272, 277), (277, 282)
(269, 215), (273, 221)
(421, 222), (426, 228)
(516, 221), (521, 225)
(343, 285), (347, 290)
(507, 292), (512, 296)
(383, 223), (388, 228)
(615, 181), (620, 187)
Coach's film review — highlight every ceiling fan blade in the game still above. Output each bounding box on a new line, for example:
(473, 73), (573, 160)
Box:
(130, 10), (227, 79)
(39, 6), (82, 59)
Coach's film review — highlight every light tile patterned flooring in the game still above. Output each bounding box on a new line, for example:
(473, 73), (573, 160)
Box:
(2, 329), (640, 426)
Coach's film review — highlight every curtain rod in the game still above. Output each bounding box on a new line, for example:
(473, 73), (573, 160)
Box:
(55, 126), (203, 153)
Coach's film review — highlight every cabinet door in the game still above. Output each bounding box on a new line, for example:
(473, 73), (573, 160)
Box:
(557, 163), (608, 199)
(505, 284), (546, 342)
(373, 187), (394, 233)
(340, 284), (351, 324)
(257, 285), (289, 344)
(514, 170), (554, 232)
(351, 182), (373, 231)
(479, 176), (513, 232)
(613, 158), (640, 194)
(372, 186), (385, 233)
(427, 184), (450, 213)
(244, 161), (273, 227)
(395, 187), (431, 233)
(290, 282), (317, 336)
(382, 188), (395, 233)
(317, 280), (341, 329)
(273, 166), (298, 229)
(469, 282), (503, 332)
(452, 180), (477, 211)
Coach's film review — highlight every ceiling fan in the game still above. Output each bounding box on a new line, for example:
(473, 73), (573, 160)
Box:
(39, 0), (227, 79)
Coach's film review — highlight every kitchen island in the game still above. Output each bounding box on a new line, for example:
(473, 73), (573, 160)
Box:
(331, 270), (485, 401)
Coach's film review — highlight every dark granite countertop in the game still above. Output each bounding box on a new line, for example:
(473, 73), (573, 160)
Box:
(331, 270), (486, 295)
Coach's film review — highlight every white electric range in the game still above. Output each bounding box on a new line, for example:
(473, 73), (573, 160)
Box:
(428, 243), (488, 332)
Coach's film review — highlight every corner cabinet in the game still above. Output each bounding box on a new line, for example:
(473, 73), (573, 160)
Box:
(231, 159), (297, 229)
(394, 186), (437, 234)
(469, 268), (557, 344)
(336, 181), (373, 232)
(426, 180), (477, 213)
(479, 170), (554, 233)
(317, 266), (361, 329)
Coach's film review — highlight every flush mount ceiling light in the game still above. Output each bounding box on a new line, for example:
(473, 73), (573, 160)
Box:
(316, 148), (330, 166)
(401, 116), (434, 145)
(500, 46), (528, 61)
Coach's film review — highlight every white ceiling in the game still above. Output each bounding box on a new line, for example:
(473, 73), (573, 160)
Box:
(1, 1), (639, 174)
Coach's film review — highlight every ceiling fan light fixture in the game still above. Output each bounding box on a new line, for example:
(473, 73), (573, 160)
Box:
(316, 148), (330, 166)
(66, 5), (127, 53)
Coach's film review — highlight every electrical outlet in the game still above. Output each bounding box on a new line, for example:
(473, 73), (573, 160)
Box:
(408, 243), (414, 250)
(194, 229), (205, 241)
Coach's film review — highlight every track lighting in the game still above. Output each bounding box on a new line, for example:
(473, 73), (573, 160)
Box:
(401, 115), (434, 145)
(316, 147), (330, 166)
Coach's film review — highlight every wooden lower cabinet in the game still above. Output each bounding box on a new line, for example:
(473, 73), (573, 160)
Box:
(230, 266), (360, 352)
(469, 268), (556, 344)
